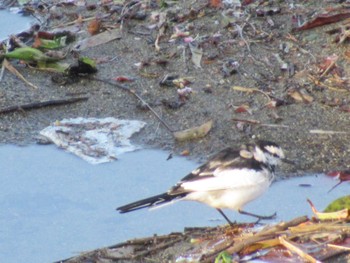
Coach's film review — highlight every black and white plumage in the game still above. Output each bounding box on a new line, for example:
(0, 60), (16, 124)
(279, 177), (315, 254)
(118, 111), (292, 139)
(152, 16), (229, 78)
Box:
(117, 141), (290, 225)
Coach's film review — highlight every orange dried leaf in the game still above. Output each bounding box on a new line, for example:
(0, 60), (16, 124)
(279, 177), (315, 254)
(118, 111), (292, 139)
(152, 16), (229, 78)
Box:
(87, 18), (101, 35)
(113, 76), (135, 82)
(32, 36), (43, 48)
(210, 0), (222, 8)
(180, 150), (190, 156)
(235, 104), (251, 114)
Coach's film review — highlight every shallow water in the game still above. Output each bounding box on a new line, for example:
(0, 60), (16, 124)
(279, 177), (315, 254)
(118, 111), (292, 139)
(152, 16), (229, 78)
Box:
(0, 9), (35, 41)
(0, 145), (348, 263)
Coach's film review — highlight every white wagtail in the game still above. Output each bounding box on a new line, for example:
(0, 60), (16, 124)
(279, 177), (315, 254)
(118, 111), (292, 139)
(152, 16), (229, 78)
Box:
(117, 140), (292, 225)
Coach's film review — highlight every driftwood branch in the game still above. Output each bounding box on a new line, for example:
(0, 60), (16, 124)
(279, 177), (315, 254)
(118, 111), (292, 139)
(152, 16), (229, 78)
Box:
(0, 97), (88, 114)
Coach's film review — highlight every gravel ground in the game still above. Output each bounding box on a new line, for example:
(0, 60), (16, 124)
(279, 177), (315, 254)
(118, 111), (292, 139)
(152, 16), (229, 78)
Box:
(2, 1), (350, 175)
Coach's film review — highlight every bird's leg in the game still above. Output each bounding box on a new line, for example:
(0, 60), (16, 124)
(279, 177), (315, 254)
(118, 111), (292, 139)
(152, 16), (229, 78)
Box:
(217, 209), (235, 227)
(238, 209), (276, 222)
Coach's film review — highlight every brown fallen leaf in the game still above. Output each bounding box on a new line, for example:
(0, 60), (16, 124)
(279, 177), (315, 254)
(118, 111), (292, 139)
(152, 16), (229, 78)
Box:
(326, 170), (350, 192)
(173, 120), (213, 141)
(87, 18), (101, 35)
(210, 0), (222, 8)
(234, 103), (251, 114)
(296, 10), (350, 31)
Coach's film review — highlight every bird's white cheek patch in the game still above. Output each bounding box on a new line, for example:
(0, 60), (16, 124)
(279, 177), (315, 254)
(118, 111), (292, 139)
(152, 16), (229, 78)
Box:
(264, 145), (285, 159)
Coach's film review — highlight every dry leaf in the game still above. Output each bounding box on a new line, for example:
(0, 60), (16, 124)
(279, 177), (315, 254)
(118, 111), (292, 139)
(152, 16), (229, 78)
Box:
(180, 150), (190, 156)
(189, 42), (203, 68)
(234, 104), (251, 114)
(210, 0), (222, 8)
(296, 10), (350, 31)
(87, 18), (101, 35)
(326, 170), (350, 192)
(307, 199), (349, 220)
(288, 89), (313, 103)
(74, 28), (122, 51)
(174, 120), (213, 141)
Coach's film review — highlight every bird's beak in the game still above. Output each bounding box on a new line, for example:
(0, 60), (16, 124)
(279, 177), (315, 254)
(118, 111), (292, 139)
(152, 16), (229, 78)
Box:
(282, 158), (295, 165)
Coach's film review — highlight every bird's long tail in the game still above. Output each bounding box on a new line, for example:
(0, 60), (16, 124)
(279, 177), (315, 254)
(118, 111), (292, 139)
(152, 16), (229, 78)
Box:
(116, 192), (186, 213)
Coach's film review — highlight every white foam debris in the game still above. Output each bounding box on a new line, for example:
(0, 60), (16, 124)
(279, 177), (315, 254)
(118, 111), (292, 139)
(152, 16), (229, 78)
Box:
(40, 117), (146, 164)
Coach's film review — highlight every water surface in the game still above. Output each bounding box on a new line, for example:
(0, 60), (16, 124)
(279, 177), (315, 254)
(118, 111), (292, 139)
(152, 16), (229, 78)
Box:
(0, 9), (35, 41)
(0, 145), (348, 263)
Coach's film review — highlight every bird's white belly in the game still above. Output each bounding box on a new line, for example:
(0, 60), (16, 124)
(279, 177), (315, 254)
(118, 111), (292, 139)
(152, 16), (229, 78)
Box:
(184, 178), (270, 210)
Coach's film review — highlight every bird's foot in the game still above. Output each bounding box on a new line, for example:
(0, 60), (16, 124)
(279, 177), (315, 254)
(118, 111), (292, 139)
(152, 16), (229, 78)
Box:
(238, 209), (277, 224)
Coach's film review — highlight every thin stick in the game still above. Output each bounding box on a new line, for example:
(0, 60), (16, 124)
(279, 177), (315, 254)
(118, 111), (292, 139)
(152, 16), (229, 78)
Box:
(201, 216), (309, 262)
(319, 56), (338, 79)
(0, 58), (5, 81)
(0, 97), (88, 114)
(131, 236), (183, 259)
(91, 77), (174, 133)
(0, 39), (9, 81)
(232, 118), (290, 128)
(309, 129), (348, 135)
(279, 236), (318, 263)
(3, 59), (38, 89)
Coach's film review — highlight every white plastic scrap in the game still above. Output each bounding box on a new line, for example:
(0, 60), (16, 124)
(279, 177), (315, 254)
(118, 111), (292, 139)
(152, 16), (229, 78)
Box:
(39, 117), (146, 164)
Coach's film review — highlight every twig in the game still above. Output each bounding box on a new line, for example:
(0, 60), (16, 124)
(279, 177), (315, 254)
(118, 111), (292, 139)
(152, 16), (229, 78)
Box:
(53, 16), (96, 28)
(0, 39), (8, 81)
(201, 216), (309, 262)
(0, 58), (5, 81)
(3, 59), (38, 89)
(279, 236), (318, 263)
(232, 85), (272, 102)
(0, 97), (88, 114)
(309, 129), (348, 135)
(131, 236), (183, 259)
(91, 77), (174, 133)
(327, 243), (350, 251)
(319, 56), (338, 79)
(232, 118), (290, 128)
(109, 233), (183, 249)
(235, 23), (251, 52)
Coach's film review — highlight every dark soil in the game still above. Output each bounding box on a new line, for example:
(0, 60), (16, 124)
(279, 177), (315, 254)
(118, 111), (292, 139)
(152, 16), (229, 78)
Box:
(2, 0), (350, 262)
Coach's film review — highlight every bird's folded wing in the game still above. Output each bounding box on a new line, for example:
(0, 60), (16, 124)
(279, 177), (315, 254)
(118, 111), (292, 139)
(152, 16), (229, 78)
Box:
(174, 168), (268, 192)
(179, 148), (245, 182)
